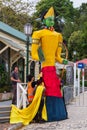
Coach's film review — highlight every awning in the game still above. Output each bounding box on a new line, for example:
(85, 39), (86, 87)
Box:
(0, 36), (26, 58)
(0, 36), (34, 61)
(0, 36), (24, 51)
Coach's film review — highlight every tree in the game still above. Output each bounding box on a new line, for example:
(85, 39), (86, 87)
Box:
(67, 4), (87, 59)
(0, 0), (33, 32)
(68, 30), (87, 60)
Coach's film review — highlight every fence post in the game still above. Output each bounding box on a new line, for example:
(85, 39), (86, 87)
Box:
(74, 63), (76, 97)
(17, 83), (20, 108)
(82, 68), (85, 92)
(78, 68), (80, 96)
(23, 92), (27, 108)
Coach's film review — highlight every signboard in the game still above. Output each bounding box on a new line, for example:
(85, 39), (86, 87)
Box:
(78, 63), (84, 69)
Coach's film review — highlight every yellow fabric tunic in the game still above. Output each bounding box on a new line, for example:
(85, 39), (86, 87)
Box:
(32, 29), (63, 67)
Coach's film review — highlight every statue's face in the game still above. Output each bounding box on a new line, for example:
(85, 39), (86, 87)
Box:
(44, 16), (54, 27)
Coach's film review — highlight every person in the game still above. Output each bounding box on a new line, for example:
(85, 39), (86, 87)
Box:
(27, 74), (35, 104)
(11, 66), (21, 105)
(31, 7), (68, 122)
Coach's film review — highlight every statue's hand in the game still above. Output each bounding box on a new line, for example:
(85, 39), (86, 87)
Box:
(63, 59), (68, 65)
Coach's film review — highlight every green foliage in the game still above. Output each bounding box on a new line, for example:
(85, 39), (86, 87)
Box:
(0, 64), (8, 86)
(85, 81), (87, 87)
(0, 86), (12, 93)
(63, 21), (75, 41)
(0, 0), (33, 32)
(80, 81), (87, 87)
(68, 30), (85, 60)
(63, 3), (87, 61)
(0, 64), (11, 92)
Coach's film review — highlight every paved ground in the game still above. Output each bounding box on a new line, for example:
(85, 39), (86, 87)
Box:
(0, 100), (12, 106)
(17, 107), (87, 130)
(17, 92), (87, 130)
(1, 92), (87, 130)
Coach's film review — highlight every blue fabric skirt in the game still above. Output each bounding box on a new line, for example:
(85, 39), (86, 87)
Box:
(46, 96), (68, 122)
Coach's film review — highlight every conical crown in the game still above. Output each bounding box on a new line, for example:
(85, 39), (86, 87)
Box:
(44, 7), (54, 19)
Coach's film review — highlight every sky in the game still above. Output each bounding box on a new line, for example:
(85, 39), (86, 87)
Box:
(28, 0), (87, 15)
(70, 0), (87, 7)
(30, 0), (87, 8)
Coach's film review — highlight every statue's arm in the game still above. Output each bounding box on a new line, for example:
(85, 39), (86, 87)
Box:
(55, 33), (64, 63)
(31, 38), (40, 61)
(31, 31), (40, 61)
(55, 42), (63, 64)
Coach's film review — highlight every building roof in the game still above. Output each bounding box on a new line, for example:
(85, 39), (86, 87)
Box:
(76, 59), (87, 65)
(0, 21), (26, 41)
(0, 36), (24, 50)
(0, 21), (32, 59)
(0, 36), (26, 58)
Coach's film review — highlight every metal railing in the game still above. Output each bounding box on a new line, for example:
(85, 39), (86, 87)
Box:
(17, 83), (28, 109)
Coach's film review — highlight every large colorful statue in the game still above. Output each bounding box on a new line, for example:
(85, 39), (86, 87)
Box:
(31, 7), (68, 121)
